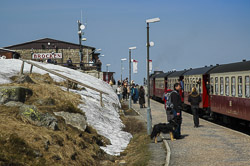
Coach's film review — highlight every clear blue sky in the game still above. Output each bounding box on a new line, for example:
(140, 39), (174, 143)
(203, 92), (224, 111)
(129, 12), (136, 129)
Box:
(1, 0), (250, 84)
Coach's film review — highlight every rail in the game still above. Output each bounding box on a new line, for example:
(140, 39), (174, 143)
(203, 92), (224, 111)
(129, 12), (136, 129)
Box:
(19, 59), (108, 106)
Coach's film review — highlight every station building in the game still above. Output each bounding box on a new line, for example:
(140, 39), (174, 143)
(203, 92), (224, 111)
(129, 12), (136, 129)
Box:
(2, 38), (115, 81)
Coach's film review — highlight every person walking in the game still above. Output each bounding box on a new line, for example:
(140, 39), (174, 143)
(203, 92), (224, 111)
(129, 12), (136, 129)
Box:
(139, 86), (145, 108)
(188, 87), (202, 128)
(116, 85), (122, 101)
(171, 83), (183, 139)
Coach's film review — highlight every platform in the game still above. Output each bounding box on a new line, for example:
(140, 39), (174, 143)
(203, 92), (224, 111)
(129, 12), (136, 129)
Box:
(132, 99), (250, 166)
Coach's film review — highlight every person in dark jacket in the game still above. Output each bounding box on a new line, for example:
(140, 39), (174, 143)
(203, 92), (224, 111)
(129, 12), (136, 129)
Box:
(188, 87), (202, 128)
(171, 83), (183, 139)
(139, 86), (145, 108)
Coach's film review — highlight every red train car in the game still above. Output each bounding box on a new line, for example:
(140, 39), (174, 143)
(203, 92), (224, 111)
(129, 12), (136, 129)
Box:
(182, 66), (215, 112)
(149, 71), (163, 99)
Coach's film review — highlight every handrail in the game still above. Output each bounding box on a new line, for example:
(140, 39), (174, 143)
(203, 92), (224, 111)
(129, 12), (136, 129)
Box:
(19, 59), (108, 106)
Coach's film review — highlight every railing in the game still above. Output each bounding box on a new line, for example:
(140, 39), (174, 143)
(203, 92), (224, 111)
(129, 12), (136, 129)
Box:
(19, 59), (108, 106)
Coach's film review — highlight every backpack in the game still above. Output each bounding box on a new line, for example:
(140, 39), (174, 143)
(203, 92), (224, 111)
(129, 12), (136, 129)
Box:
(163, 90), (177, 110)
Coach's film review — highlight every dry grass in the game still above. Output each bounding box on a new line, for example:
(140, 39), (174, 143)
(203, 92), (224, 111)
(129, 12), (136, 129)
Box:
(114, 114), (151, 165)
(0, 73), (111, 165)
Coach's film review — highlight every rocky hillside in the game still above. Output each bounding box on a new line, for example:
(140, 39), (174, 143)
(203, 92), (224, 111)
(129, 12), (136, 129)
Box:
(0, 73), (115, 166)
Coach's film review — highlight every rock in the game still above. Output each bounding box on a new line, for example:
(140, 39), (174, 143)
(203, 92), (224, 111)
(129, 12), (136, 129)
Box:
(15, 75), (35, 84)
(19, 104), (58, 130)
(4, 101), (24, 107)
(54, 112), (87, 132)
(0, 86), (32, 104)
(40, 113), (59, 131)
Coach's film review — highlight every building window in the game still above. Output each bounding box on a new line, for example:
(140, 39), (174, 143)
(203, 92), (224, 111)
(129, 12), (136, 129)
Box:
(225, 77), (229, 96)
(220, 77), (224, 95)
(246, 76), (250, 98)
(215, 77), (218, 95)
(238, 76), (242, 97)
(231, 77), (236, 97)
(210, 77), (214, 95)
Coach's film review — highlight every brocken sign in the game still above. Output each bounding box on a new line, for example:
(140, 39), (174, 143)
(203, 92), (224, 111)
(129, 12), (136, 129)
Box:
(32, 53), (62, 59)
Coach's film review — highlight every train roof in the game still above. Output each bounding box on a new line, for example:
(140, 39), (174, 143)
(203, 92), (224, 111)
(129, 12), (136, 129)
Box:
(154, 71), (175, 78)
(207, 60), (250, 74)
(183, 65), (216, 76)
(168, 70), (189, 77)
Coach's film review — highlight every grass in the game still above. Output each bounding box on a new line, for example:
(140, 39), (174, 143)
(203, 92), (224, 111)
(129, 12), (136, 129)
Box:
(0, 73), (109, 165)
(1, 73), (152, 165)
(114, 103), (151, 166)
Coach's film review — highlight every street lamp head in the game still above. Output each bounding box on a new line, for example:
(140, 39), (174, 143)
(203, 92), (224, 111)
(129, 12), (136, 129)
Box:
(146, 17), (160, 23)
(121, 58), (127, 61)
(106, 64), (111, 66)
(82, 38), (87, 41)
(80, 24), (85, 30)
(129, 46), (136, 50)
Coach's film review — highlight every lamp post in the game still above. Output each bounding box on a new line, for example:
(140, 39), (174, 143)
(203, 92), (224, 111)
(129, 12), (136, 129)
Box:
(106, 64), (111, 83)
(146, 17), (160, 135)
(77, 20), (85, 62)
(128, 46), (136, 109)
(121, 58), (127, 82)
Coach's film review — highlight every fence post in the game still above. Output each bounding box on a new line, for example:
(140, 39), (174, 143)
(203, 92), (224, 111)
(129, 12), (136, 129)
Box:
(20, 61), (24, 75)
(30, 65), (33, 74)
(100, 92), (103, 107)
(67, 80), (69, 91)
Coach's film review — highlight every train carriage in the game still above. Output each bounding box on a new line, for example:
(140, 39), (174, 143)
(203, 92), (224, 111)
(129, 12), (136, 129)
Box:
(183, 66), (215, 111)
(208, 60), (250, 122)
(154, 72), (174, 100)
(167, 70), (189, 102)
(149, 71), (163, 98)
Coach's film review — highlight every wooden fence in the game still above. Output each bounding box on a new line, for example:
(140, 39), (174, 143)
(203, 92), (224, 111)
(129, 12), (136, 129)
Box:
(19, 59), (108, 106)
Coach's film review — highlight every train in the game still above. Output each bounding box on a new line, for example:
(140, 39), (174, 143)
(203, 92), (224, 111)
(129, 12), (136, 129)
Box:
(149, 60), (250, 126)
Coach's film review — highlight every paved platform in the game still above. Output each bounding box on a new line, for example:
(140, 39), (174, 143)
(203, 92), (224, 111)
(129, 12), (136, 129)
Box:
(132, 99), (250, 166)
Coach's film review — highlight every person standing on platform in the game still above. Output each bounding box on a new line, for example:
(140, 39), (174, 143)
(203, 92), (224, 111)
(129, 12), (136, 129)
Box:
(171, 83), (183, 139)
(188, 87), (202, 128)
(139, 86), (145, 108)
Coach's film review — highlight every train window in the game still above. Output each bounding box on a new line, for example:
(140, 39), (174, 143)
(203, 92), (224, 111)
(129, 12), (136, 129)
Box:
(225, 77), (229, 96)
(231, 77), (236, 97)
(246, 76), (250, 98)
(220, 77), (224, 95)
(215, 77), (218, 95)
(238, 76), (242, 97)
(210, 77), (214, 95)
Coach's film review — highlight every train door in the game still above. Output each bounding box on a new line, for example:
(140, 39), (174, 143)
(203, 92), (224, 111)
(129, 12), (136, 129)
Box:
(203, 74), (210, 109)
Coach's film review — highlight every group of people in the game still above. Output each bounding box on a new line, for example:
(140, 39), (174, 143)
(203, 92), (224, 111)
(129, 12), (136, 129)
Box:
(163, 82), (202, 139)
(115, 78), (146, 108)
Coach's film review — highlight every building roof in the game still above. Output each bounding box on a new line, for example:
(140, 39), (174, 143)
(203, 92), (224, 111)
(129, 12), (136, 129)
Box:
(155, 71), (175, 78)
(0, 48), (17, 53)
(183, 65), (216, 76)
(168, 69), (189, 78)
(207, 60), (250, 74)
(4, 38), (95, 50)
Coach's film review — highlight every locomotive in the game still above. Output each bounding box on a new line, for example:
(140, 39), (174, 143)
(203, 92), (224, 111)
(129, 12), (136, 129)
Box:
(149, 60), (250, 126)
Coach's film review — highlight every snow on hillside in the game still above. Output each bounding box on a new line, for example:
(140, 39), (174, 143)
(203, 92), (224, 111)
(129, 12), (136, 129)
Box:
(0, 59), (132, 156)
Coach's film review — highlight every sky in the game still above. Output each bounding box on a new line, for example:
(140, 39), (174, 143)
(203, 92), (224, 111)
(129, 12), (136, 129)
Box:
(1, 0), (250, 84)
